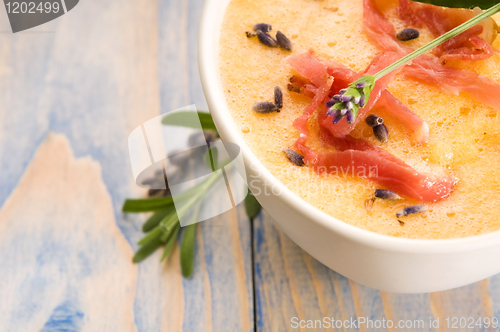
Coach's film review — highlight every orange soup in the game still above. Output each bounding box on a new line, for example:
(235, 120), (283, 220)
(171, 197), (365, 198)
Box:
(219, 0), (500, 239)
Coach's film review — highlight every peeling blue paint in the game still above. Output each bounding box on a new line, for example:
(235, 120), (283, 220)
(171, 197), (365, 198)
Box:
(40, 301), (84, 332)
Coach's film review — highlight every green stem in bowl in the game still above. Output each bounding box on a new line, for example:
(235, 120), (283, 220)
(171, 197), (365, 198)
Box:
(327, 2), (500, 124)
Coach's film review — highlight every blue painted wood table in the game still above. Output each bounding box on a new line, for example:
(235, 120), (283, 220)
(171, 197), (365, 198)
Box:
(0, 0), (499, 331)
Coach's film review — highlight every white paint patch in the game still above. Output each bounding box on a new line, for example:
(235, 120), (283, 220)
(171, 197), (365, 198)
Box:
(0, 133), (137, 331)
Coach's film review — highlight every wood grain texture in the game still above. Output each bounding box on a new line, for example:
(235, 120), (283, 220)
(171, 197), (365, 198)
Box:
(1, 0), (500, 330)
(0, 133), (137, 332)
(0, 0), (254, 330)
(255, 210), (500, 332)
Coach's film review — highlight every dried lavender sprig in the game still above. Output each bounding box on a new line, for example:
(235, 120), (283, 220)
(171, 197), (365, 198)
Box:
(283, 147), (305, 166)
(252, 101), (278, 113)
(396, 28), (420, 41)
(374, 189), (401, 200)
(257, 31), (278, 47)
(373, 123), (389, 142)
(274, 86), (283, 109)
(276, 31), (292, 51)
(326, 2), (500, 124)
(396, 205), (428, 218)
(253, 23), (272, 32)
(365, 114), (383, 127)
(326, 75), (375, 124)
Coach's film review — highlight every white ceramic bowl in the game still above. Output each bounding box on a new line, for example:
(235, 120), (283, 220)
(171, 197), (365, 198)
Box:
(198, 0), (500, 293)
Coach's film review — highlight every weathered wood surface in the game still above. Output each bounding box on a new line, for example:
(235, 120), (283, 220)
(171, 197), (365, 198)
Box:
(0, 0), (499, 331)
(0, 0), (253, 330)
(255, 210), (500, 332)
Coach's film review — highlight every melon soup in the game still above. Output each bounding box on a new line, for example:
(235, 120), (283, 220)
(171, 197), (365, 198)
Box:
(219, 0), (500, 239)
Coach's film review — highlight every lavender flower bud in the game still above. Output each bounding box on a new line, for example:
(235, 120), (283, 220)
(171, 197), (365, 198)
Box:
(346, 110), (355, 124)
(374, 189), (401, 200)
(365, 114), (384, 128)
(276, 31), (293, 51)
(253, 23), (272, 32)
(327, 75), (375, 125)
(396, 28), (420, 41)
(359, 95), (366, 107)
(252, 101), (279, 113)
(396, 205), (428, 218)
(332, 111), (344, 124)
(257, 31), (278, 47)
(373, 124), (389, 142)
(283, 147), (305, 166)
(274, 86), (283, 109)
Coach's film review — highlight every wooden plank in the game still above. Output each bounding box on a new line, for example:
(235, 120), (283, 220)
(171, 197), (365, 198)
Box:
(254, 210), (360, 332)
(0, 134), (137, 331)
(157, 0), (254, 330)
(380, 292), (436, 332)
(0, 0), (254, 330)
(255, 210), (500, 332)
(429, 281), (496, 332)
(488, 275), (500, 330)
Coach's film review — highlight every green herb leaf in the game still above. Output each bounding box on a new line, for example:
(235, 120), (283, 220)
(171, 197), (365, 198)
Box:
(244, 190), (262, 219)
(180, 224), (197, 277)
(122, 196), (174, 213)
(133, 229), (163, 263)
(138, 226), (163, 246)
(204, 146), (219, 171)
(142, 206), (175, 232)
(159, 214), (180, 241)
(412, 0), (498, 9)
(162, 111), (218, 132)
(161, 224), (180, 261)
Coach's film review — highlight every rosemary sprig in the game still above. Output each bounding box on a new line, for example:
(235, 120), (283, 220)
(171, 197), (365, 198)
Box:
(327, 2), (500, 124)
(244, 189), (261, 219)
(123, 111), (261, 277)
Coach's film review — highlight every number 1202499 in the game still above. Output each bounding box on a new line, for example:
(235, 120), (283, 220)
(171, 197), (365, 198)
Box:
(445, 316), (499, 329)
(5, 2), (60, 14)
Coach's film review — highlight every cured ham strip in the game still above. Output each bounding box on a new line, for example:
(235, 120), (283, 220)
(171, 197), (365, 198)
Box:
(287, 53), (455, 202)
(396, 0), (494, 61)
(363, 0), (406, 52)
(288, 52), (333, 148)
(375, 91), (429, 144)
(397, 0), (472, 35)
(287, 51), (430, 143)
(403, 56), (500, 111)
(295, 114), (456, 202)
(436, 26), (492, 61)
(317, 110), (408, 167)
(288, 51), (330, 88)
(364, 0), (500, 111)
(320, 51), (403, 137)
(295, 138), (457, 202)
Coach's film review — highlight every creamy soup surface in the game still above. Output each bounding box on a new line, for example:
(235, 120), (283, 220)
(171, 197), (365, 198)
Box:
(219, 0), (500, 239)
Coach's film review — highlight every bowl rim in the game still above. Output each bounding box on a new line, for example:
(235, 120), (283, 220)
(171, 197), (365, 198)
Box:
(197, 0), (500, 254)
